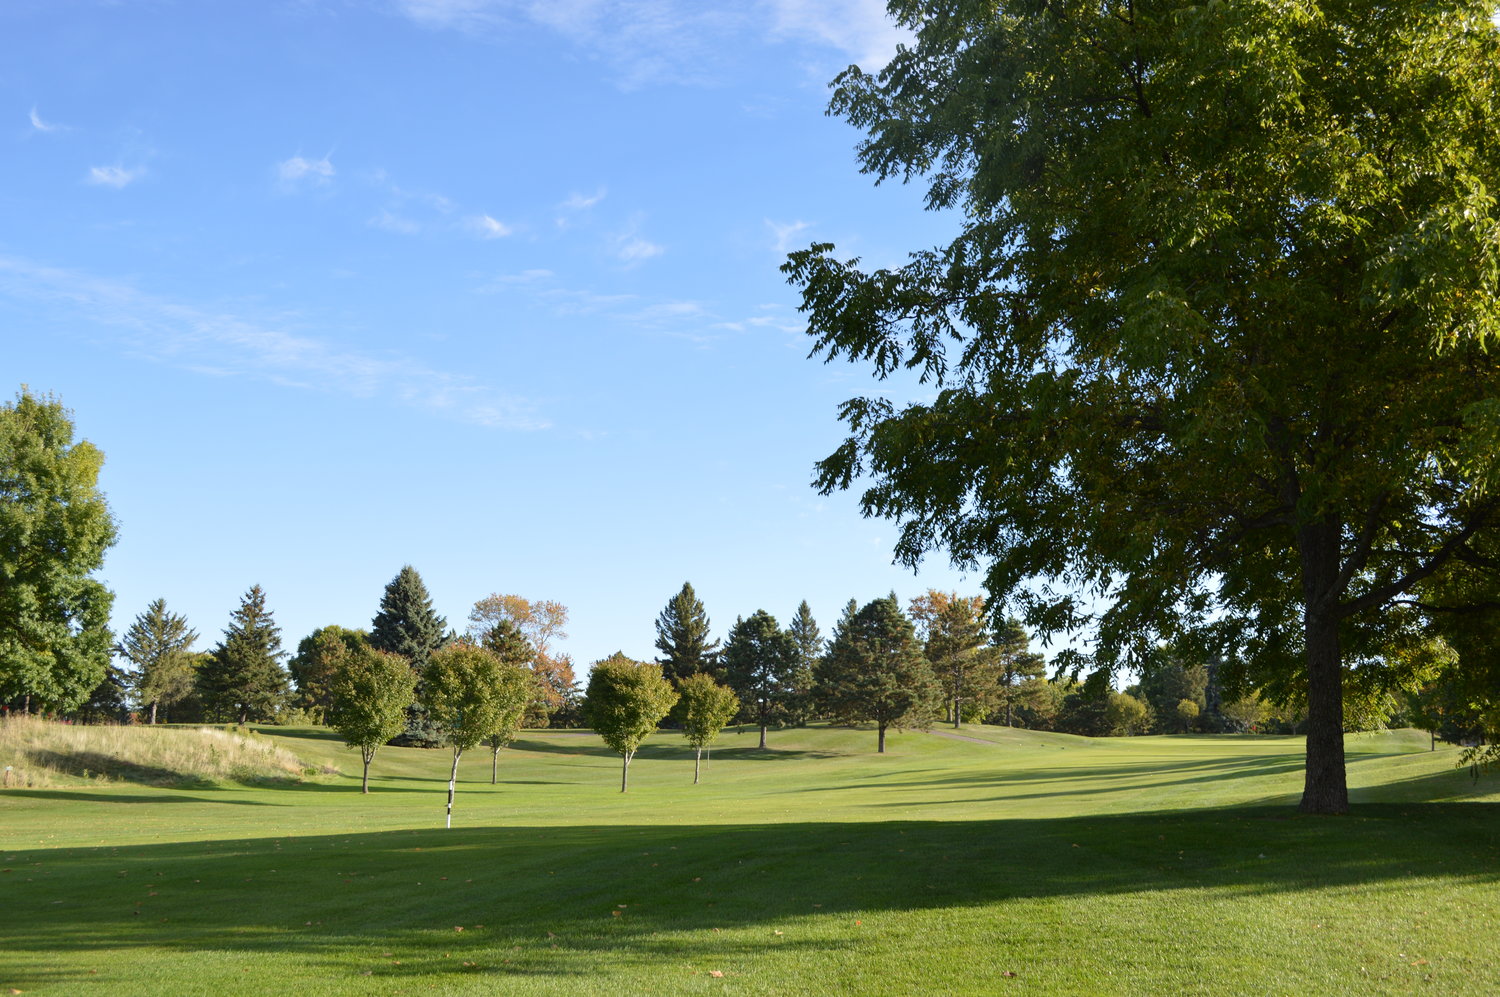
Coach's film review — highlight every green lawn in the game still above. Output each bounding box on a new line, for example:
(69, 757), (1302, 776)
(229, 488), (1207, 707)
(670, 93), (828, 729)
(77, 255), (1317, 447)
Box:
(3, 723), (1497, 995)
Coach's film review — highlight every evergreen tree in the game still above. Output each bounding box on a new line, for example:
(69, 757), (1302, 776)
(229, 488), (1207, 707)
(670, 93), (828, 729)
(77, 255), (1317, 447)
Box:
(721, 610), (797, 749)
(654, 582), (720, 683)
(74, 662), (131, 723)
(480, 618), (548, 729)
(993, 618), (1047, 728)
(198, 585), (288, 724)
(913, 592), (996, 727)
(785, 600), (823, 725)
(816, 595), (940, 752)
(0, 388), (117, 714)
(118, 598), (199, 724)
(370, 565), (449, 746)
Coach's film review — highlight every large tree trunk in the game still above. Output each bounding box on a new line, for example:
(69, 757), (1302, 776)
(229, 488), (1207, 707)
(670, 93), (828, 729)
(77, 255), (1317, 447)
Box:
(877, 721), (887, 753)
(361, 748), (373, 794)
(1299, 518), (1349, 815)
(149, 701), (158, 725)
(446, 749), (461, 827)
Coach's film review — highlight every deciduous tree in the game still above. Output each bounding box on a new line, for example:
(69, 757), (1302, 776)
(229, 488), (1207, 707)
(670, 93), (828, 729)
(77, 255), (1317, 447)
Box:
(421, 643), (518, 826)
(468, 593), (576, 726)
(0, 388), (117, 714)
(328, 643), (416, 794)
(784, 0), (1500, 813)
(288, 625), (365, 724)
(584, 652), (678, 792)
(677, 673), (739, 784)
(911, 591), (995, 728)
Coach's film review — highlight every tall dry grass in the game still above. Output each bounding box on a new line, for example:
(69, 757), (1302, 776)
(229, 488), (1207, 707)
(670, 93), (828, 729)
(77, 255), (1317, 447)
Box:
(0, 716), (325, 788)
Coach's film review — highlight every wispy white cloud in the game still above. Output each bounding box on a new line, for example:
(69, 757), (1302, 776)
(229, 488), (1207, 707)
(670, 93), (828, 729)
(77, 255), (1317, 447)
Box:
(368, 209), (421, 234)
(0, 256), (546, 430)
(767, 0), (909, 70)
(615, 235), (664, 264)
(766, 218), (811, 255)
(29, 107), (65, 133)
(561, 188), (607, 211)
(467, 213), (513, 238)
(87, 165), (145, 188)
(277, 154), (336, 187)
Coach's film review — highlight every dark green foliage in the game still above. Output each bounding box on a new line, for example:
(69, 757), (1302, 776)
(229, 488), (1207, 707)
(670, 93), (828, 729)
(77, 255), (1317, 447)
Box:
(721, 610), (797, 749)
(784, 0), (1500, 813)
(993, 618), (1047, 727)
(328, 644), (416, 793)
(0, 388), (118, 713)
(370, 566), (449, 747)
(1135, 661), (1209, 734)
(815, 596), (940, 752)
(654, 582), (720, 684)
(198, 586), (288, 725)
(118, 598), (199, 725)
(289, 625), (367, 724)
(73, 663), (131, 724)
(784, 600), (822, 725)
(584, 652), (679, 792)
(916, 593), (995, 728)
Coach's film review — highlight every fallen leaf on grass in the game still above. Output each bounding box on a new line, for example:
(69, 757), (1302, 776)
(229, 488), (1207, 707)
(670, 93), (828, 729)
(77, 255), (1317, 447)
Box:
(611, 911), (621, 917)
(773, 931), (783, 936)
(1001, 971), (1019, 978)
(709, 971), (724, 978)
(1412, 960), (1429, 966)
(453, 926), (464, 933)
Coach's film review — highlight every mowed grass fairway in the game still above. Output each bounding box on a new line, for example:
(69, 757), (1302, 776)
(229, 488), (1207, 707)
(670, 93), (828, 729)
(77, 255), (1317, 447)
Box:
(3, 724), (1498, 995)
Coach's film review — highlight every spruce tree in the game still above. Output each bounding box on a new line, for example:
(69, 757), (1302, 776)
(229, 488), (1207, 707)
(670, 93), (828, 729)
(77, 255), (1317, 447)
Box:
(370, 565), (449, 746)
(785, 600), (822, 725)
(721, 610), (797, 749)
(654, 582), (720, 683)
(994, 618), (1047, 728)
(815, 595), (940, 753)
(118, 598), (199, 724)
(199, 585), (288, 724)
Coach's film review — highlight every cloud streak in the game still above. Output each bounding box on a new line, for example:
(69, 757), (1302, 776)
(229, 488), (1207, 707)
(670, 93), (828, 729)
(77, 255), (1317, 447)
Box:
(87, 165), (145, 188)
(29, 107), (65, 133)
(0, 256), (547, 430)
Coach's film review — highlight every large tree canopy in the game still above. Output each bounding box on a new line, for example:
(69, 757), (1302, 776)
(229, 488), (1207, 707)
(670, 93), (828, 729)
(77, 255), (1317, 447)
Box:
(785, 1), (1500, 813)
(0, 389), (117, 713)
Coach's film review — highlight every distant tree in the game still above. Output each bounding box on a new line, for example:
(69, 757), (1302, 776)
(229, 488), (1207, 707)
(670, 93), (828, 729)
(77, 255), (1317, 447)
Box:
(584, 652), (679, 792)
(370, 566), (449, 746)
(912, 591), (995, 728)
(1136, 661), (1209, 733)
(198, 585), (288, 724)
(328, 645), (417, 794)
(816, 596), (940, 752)
(288, 625), (366, 724)
(1106, 691), (1151, 736)
(1055, 679), (1112, 737)
(478, 617), (545, 728)
(421, 643), (516, 827)
(654, 582), (720, 683)
(993, 618), (1047, 727)
(785, 600), (823, 725)
(677, 673), (739, 784)
(468, 593), (576, 726)
(118, 599), (199, 724)
(74, 662), (131, 724)
(479, 652), (533, 786)
(0, 388), (118, 714)
(721, 610), (797, 749)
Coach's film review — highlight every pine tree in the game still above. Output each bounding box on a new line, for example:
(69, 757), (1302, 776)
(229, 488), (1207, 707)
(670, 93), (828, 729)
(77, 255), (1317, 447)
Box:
(914, 593), (995, 728)
(654, 582), (720, 683)
(785, 600), (822, 725)
(198, 585), (288, 724)
(721, 610), (797, 749)
(370, 565), (449, 746)
(994, 618), (1047, 728)
(118, 598), (199, 724)
(815, 595), (940, 753)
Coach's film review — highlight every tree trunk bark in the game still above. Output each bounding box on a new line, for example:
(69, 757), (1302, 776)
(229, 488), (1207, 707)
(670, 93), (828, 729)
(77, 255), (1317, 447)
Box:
(621, 750), (631, 793)
(361, 748), (373, 794)
(877, 722), (887, 753)
(954, 670), (962, 729)
(694, 746), (701, 784)
(491, 747), (499, 785)
(1298, 518), (1349, 815)
(150, 701), (158, 725)
(446, 749), (461, 827)
(21, 694), (29, 715)
(759, 723), (767, 749)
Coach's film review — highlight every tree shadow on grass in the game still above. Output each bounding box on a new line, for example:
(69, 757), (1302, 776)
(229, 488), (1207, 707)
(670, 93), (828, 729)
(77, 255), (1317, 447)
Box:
(3, 802), (1498, 990)
(0, 788), (281, 806)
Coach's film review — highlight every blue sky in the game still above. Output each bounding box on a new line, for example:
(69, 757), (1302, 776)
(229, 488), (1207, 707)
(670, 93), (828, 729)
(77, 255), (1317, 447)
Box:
(4, 0), (991, 673)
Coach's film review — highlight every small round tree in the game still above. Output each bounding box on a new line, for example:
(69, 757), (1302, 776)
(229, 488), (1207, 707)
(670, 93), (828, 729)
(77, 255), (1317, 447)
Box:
(328, 643), (416, 794)
(677, 673), (739, 784)
(583, 652), (678, 792)
(422, 643), (516, 827)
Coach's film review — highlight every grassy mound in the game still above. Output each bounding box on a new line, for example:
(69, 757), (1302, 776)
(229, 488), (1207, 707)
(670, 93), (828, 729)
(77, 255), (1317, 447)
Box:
(0, 716), (328, 788)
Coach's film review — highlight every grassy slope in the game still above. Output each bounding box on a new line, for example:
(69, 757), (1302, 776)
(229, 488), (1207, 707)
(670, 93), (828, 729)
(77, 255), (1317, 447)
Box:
(2, 723), (1497, 995)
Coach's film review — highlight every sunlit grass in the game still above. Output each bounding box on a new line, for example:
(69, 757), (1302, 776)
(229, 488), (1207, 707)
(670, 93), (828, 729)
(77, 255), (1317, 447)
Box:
(2, 722), (1496, 995)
